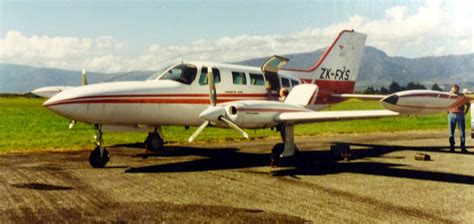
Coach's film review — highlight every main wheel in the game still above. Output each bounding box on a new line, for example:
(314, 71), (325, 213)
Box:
(271, 143), (285, 162)
(144, 133), (163, 151)
(270, 143), (301, 167)
(89, 147), (110, 168)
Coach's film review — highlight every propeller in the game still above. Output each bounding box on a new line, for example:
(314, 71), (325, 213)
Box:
(188, 68), (249, 142)
(81, 68), (88, 86)
(69, 69), (88, 129)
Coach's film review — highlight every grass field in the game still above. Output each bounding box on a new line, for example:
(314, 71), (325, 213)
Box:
(0, 97), (470, 152)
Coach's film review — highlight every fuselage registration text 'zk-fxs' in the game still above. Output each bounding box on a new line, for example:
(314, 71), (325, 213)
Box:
(319, 67), (351, 81)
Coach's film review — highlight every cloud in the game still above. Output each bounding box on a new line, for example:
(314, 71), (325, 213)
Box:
(0, 0), (472, 73)
(0, 30), (125, 72)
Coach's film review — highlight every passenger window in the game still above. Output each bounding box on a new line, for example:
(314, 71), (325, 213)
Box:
(291, 79), (299, 87)
(281, 77), (290, 87)
(249, 73), (264, 86)
(232, 72), (247, 85)
(199, 67), (221, 85)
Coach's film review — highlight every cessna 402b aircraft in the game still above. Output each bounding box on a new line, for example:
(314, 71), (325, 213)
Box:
(43, 30), (472, 168)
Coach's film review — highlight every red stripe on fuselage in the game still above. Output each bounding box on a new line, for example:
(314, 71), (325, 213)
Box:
(238, 108), (307, 113)
(64, 93), (268, 101)
(44, 94), (269, 107)
(398, 93), (454, 99)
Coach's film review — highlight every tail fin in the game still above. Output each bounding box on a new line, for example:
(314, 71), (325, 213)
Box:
(282, 30), (367, 93)
(284, 84), (319, 106)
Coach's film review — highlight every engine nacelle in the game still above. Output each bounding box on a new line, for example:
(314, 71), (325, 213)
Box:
(224, 100), (309, 129)
(381, 90), (471, 115)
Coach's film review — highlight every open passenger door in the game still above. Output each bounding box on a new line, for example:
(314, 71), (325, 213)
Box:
(261, 55), (289, 93)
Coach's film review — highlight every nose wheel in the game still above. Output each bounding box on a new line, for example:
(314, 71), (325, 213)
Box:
(89, 124), (109, 168)
(89, 146), (110, 168)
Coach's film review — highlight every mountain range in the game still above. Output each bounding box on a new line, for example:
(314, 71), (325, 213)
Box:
(1, 46), (473, 93)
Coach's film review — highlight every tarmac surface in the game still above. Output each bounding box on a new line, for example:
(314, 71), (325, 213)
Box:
(1, 130), (473, 223)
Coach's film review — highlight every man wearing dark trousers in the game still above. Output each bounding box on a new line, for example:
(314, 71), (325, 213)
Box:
(448, 84), (471, 152)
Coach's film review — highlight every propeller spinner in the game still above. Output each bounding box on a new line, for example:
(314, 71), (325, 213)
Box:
(188, 69), (249, 142)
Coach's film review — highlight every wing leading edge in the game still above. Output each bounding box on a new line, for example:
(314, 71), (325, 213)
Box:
(276, 110), (400, 124)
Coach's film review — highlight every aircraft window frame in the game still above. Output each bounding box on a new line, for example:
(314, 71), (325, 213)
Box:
(231, 71), (247, 85)
(291, 79), (299, 87)
(158, 64), (197, 85)
(249, 73), (265, 86)
(198, 67), (221, 85)
(281, 77), (290, 88)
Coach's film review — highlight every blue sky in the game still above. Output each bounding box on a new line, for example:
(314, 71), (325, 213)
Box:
(0, 0), (472, 72)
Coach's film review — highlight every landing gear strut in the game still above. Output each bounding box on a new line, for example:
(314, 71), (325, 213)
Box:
(144, 127), (164, 151)
(271, 124), (300, 167)
(89, 124), (110, 168)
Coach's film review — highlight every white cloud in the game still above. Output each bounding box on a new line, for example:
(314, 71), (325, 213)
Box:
(0, 0), (472, 73)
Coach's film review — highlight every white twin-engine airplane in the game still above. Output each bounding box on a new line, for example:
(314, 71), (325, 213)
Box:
(43, 30), (472, 168)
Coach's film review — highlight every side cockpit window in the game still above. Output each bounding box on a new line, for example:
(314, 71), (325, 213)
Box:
(159, 64), (197, 84)
(199, 67), (221, 85)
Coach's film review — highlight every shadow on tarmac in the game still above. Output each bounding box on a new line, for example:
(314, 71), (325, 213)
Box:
(119, 142), (474, 185)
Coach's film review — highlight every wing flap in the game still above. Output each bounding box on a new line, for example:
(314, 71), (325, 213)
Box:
(276, 110), (399, 124)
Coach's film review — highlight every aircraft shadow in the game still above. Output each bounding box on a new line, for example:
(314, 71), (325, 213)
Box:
(330, 142), (474, 157)
(124, 144), (474, 185)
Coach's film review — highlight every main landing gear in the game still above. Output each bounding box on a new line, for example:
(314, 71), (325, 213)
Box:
(89, 124), (110, 168)
(144, 127), (164, 151)
(271, 124), (301, 167)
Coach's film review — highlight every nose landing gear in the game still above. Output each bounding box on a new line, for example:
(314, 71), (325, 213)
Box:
(89, 124), (110, 168)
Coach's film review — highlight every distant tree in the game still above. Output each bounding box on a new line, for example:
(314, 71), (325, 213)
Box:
(364, 86), (376, 94)
(431, 83), (443, 91)
(389, 81), (401, 93)
(406, 82), (417, 90)
(379, 87), (389, 94)
(406, 82), (426, 90)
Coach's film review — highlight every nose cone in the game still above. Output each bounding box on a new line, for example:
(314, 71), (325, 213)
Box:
(199, 106), (226, 122)
(42, 87), (83, 120)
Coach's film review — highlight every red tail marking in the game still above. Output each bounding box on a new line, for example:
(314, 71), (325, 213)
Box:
(281, 30), (354, 73)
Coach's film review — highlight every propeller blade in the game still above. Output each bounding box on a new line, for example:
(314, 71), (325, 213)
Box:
(207, 69), (216, 106)
(219, 117), (249, 139)
(188, 120), (210, 142)
(81, 68), (88, 86)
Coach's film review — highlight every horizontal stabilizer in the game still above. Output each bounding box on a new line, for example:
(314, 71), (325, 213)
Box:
(285, 84), (318, 106)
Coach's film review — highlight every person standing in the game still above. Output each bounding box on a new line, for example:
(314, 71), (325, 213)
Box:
(448, 84), (471, 152)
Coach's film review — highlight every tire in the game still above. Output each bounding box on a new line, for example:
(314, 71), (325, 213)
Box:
(89, 147), (110, 168)
(271, 143), (285, 161)
(271, 143), (301, 167)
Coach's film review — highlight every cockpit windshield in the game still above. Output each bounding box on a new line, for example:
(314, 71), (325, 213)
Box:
(158, 64), (197, 84)
(146, 64), (174, 81)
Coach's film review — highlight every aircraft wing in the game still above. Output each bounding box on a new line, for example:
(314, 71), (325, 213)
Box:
(276, 110), (399, 124)
(331, 93), (386, 100)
